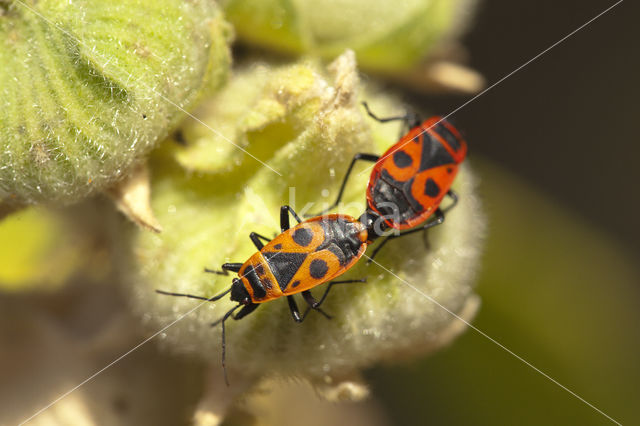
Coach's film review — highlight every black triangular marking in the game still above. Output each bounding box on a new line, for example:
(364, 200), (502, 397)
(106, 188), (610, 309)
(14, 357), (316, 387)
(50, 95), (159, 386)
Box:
(419, 134), (455, 172)
(262, 251), (308, 292)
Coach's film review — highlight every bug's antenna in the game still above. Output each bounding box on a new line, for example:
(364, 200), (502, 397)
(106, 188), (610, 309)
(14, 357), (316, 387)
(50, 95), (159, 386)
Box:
(211, 304), (243, 386)
(155, 287), (231, 302)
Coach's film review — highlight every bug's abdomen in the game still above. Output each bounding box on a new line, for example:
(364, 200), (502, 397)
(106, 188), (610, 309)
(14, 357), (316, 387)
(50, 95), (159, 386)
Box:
(367, 120), (465, 229)
(281, 216), (367, 294)
(256, 215), (367, 297)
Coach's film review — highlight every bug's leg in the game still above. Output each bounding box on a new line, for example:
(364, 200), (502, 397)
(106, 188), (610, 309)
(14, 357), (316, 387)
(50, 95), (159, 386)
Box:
(301, 290), (332, 320)
(309, 279), (367, 308)
(249, 232), (271, 250)
(300, 278), (367, 320)
(301, 290), (320, 308)
(157, 262), (241, 303)
(210, 303), (252, 386)
(421, 226), (433, 251)
(155, 287), (232, 302)
(362, 101), (412, 123)
(306, 153), (379, 217)
(233, 303), (259, 320)
(222, 263), (243, 272)
(287, 295), (303, 323)
(367, 209), (445, 263)
(421, 191), (457, 249)
(280, 205), (303, 233)
(211, 303), (259, 328)
(213, 304), (259, 386)
(362, 101), (421, 133)
(204, 263), (243, 275)
(441, 189), (459, 214)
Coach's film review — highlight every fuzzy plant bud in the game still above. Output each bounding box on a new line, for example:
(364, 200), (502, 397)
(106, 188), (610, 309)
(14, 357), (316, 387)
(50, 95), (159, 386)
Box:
(0, 0), (231, 207)
(221, 0), (477, 74)
(124, 51), (485, 397)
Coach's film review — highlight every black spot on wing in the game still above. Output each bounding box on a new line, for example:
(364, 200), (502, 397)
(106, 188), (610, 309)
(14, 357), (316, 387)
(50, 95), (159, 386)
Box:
(262, 251), (308, 292)
(419, 133), (455, 172)
(309, 259), (329, 279)
(273, 243), (282, 250)
(392, 150), (412, 168)
(292, 227), (313, 247)
(263, 278), (273, 290)
(291, 280), (301, 288)
(424, 178), (441, 198)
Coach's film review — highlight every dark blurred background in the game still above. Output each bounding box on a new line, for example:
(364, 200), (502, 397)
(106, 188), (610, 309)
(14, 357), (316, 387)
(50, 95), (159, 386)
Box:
(422, 0), (639, 255)
(371, 1), (640, 425)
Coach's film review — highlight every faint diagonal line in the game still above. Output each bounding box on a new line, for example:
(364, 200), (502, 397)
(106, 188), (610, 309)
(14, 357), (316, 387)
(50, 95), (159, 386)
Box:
(149, 91), (282, 177)
(363, 253), (622, 425)
(20, 242), (293, 424)
(13, 0), (282, 177)
(18, 301), (206, 425)
(356, 0), (624, 179)
(20, 283), (226, 424)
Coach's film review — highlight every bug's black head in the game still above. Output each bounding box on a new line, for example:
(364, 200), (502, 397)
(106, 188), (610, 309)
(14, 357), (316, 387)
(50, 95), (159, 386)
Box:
(358, 209), (376, 230)
(358, 209), (388, 242)
(230, 278), (251, 305)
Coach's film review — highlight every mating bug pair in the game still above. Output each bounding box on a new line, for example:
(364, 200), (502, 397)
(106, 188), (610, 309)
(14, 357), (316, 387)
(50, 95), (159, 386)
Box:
(157, 103), (468, 383)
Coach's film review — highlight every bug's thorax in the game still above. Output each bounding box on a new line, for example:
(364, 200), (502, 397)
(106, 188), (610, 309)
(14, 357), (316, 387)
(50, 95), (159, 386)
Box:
(237, 254), (281, 303)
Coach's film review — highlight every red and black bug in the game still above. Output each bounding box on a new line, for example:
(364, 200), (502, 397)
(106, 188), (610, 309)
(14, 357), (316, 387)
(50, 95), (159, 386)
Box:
(311, 102), (467, 259)
(157, 205), (370, 383)
(156, 106), (466, 383)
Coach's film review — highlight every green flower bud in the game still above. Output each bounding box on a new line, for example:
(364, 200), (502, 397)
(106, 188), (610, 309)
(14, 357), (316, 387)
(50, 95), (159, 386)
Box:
(221, 0), (477, 73)
(125, 52), (485, 392)
(0, 0), (231, 206)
